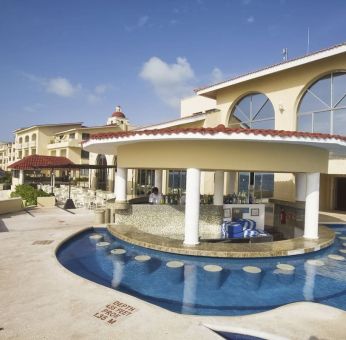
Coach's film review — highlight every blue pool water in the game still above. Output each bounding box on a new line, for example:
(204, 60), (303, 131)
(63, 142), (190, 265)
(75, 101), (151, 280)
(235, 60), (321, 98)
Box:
(57, 225), (346, 316)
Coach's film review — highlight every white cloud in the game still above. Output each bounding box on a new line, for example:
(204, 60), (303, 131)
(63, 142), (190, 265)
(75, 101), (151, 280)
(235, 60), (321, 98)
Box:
(87, 84), (113, 103)
(211, 67), (223, 83)
(138, 16), (149, 28)
(247, 16), (254, 23)
(94, 84), (111, 95)
(22, 72), (113, 104)
(46, 77), (81, 97)
(139, 56), (195, 108)
(126, 15), (149, 31)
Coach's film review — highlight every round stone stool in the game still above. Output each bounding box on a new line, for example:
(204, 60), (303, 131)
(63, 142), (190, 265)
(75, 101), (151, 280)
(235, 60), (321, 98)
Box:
(203, 265), (223, 289)
(328, 254), (345, 261)
(306, 259), (325, 267)
(166, 261), (184, 283)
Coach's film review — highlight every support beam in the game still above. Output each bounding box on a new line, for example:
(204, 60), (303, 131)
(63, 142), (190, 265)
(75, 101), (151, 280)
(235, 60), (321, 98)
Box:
(296, 173), (306, 202)
(184, 168), (201, 245)
(115, 167), (127, 202)
(154, 169), (163, 193)
(213, 171), (224, 206)
(304, 172), (320, 239)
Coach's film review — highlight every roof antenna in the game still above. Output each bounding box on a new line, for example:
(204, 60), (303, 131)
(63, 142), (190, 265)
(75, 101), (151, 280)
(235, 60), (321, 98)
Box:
(282, 48), (288, 61)
(306, 27), (310, 55)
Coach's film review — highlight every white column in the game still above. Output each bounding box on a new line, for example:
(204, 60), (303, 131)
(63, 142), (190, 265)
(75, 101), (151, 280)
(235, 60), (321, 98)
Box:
(51, 172), (55, 192)
(304, 172), (320, 239)
(296, 173), (306, 202)
(115, 167), (127, 202)
(154, 169), (163, 193)
(213, 171), (224, 206)
(90, 169), (97, 190)
(19, 170), (24, 185)
(184, 168), (201, 245)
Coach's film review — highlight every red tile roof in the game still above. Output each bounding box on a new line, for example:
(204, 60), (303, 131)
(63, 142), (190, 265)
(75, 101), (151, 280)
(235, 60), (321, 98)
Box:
(9, 155), (75, 170)
(87, 125), (346, 142)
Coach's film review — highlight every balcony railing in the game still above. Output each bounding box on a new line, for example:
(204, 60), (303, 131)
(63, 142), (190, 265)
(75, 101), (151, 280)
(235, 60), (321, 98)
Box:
(47, 139), (81, 149)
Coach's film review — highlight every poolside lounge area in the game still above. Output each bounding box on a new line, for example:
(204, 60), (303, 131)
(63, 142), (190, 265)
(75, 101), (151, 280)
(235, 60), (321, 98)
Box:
(0, 206), (346, 339)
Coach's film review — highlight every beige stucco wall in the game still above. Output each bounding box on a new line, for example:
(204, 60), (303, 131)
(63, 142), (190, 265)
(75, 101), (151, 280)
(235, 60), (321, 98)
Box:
(203, 53), (346, 205)
(213, 53), (346, 132)
(328, 158), (346, 174)
(15, 124), (82, 160)
(180, 96), (216, 118)
(118, 140), (328, 173)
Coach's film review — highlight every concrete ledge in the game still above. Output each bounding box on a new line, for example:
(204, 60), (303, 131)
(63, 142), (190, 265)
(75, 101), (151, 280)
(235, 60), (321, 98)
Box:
(0, 197), (23, 215)
(37, 196), (56, 208)
(108, 224), (335, 258)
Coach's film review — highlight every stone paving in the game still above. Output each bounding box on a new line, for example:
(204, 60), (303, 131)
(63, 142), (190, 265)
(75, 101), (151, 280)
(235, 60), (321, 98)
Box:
(0, 206), (346, 339)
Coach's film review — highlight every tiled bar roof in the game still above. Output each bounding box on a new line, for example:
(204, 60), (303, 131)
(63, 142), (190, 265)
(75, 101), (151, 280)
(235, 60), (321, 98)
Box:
(87, 125), (346, 142)
(9, 155), (74, 170)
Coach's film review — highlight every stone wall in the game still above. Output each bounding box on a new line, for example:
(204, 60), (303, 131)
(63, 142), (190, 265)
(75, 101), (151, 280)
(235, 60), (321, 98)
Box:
(111, 204), (223, 239)
(0, 198), (23, 215)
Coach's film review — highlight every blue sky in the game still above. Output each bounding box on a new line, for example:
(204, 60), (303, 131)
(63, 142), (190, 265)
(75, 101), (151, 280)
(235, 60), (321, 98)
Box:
(1, 0), (346, 140)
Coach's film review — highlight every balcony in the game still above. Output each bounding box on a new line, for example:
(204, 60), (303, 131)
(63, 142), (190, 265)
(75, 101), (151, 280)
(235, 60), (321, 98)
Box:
(15, 143), (22, 149)
(47, 139), (81, 149)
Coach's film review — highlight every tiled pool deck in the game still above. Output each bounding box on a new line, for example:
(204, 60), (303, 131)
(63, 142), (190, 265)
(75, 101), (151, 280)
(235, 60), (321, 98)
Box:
(0, 206), (346, 339)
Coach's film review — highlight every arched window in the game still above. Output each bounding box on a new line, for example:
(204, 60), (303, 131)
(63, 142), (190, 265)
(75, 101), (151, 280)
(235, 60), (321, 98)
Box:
(24, 135), (29, 142)
(32, 133), (37, 141)
(229, 93), (275, 129)
(18, 137), (23, 143)
(297, 72), (346, 135)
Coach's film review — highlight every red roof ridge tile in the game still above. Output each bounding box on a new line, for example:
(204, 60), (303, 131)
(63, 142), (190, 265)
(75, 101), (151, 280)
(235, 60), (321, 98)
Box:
(86, 127), (346, 142)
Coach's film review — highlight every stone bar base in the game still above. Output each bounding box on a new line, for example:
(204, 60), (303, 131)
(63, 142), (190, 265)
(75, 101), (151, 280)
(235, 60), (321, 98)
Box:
(110, 204), (223, 239)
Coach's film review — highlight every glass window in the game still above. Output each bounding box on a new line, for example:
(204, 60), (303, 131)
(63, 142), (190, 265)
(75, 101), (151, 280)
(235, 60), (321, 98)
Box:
(297, 114), (312, 132)
(82, 133), (90, 140)
(229, 93), (275, 129)
(298, 72), (346, 135)
(81, 150), (89, 159)
(69, 133), (75, 139)
(314, 111), (331, 133)
(333, 108), (346, 135)
(239, 172), (274, 201)
(238, 172), (250, 193)
(167, 170), (186, 194)
(135, 169), (155, 195)
(332, 73), (346, 107)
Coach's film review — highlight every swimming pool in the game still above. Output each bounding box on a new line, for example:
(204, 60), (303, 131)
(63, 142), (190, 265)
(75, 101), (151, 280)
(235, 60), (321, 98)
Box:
(57, 225), (346, 316)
